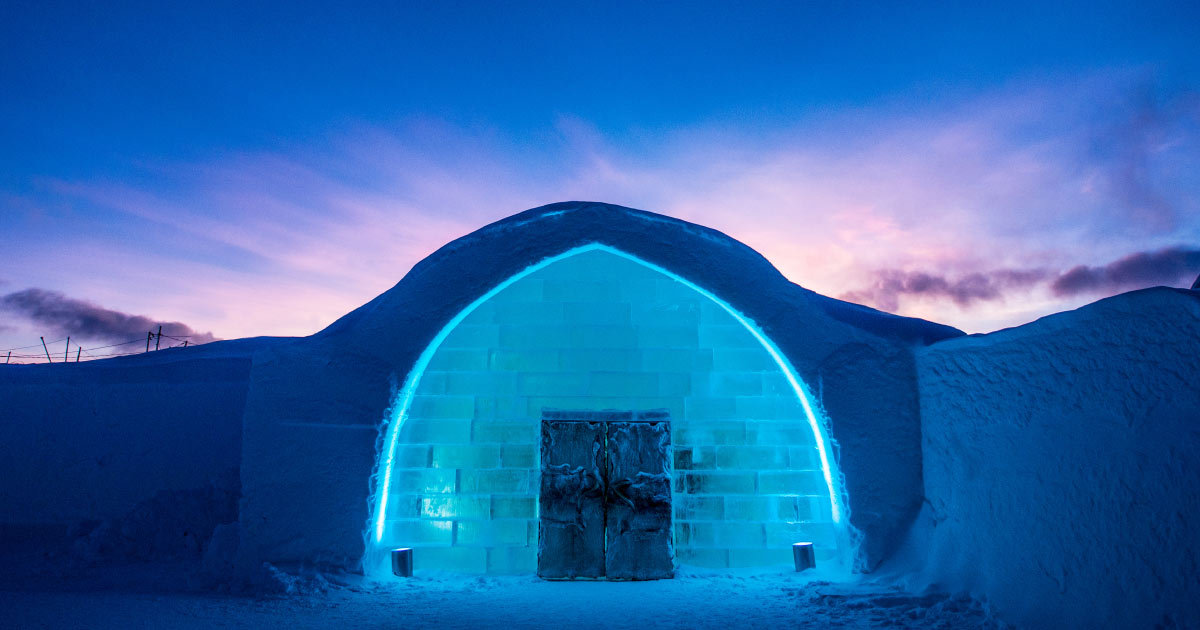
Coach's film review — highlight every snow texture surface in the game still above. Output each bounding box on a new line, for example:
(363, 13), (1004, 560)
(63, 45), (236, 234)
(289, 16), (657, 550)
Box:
(0, 338), (277, 551)
(0, 559), (1004, 630)
(912, 287), (1200, 629)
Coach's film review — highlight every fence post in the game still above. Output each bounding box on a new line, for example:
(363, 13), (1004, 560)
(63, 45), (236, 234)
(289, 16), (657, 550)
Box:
(155, 325), (162, 351)
(41, 337), (52, 363)
(76, 348), (81, 362)
(5, 351), (9, 364)
(65, 337), (70, 363)
(146, 331), (152, 352)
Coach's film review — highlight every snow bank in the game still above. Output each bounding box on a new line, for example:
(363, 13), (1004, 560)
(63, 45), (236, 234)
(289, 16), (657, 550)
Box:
(0, 339), (275, 554)
(912, 287), (1200, 628)
(235, 340), (393, 573)
(0, 570), (1005, 629)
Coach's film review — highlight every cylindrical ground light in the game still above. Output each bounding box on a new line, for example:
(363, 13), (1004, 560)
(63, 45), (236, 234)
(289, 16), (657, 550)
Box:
(793, 542), (815, 572)
(391, 548), (413, 577)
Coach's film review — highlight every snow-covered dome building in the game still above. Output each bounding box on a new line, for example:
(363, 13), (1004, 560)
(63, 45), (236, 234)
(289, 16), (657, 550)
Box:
(3, 201), (1198, 628)
(235, 202), (959, 579)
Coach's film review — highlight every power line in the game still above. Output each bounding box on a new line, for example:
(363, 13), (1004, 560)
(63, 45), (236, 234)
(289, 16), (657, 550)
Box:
(83, 338), (144, 351)
(0, 337), (67, 352)
(2, 331), (206, 364)
(3, 332), (201, 353)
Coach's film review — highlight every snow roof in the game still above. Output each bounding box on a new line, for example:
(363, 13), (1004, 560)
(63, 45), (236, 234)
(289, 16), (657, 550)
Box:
(316, 201), (963, 352)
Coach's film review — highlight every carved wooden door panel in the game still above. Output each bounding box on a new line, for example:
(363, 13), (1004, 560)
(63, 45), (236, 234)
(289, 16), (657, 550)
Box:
(605, 420), (673, 580)
(537, 419), (606, 579)
(538, 411), (673, 580)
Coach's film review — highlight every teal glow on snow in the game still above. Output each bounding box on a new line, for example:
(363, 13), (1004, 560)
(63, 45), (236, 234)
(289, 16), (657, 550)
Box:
(368, 243), (849, 574)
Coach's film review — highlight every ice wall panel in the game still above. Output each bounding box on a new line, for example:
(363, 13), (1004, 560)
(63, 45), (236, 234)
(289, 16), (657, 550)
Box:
(378, 249), (843, 573)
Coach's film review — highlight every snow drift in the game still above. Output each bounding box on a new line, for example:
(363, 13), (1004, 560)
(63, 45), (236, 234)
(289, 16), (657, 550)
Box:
(911, 287), (1200, 629)
(0, 338), (277, 558)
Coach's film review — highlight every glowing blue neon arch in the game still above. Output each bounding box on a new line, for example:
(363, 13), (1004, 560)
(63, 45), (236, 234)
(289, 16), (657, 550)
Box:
(366, 243), (849, 564)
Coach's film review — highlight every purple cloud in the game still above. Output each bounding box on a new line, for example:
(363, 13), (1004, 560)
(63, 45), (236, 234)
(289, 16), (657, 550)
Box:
(0, 288), (218, 345)
(1051, 247), (1200, 297)
(840, 268), (1049, 312)
(844, 247), (1200, 313)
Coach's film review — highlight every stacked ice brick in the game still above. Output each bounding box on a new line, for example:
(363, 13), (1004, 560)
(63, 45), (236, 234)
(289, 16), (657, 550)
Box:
(380, 249), (842, 573)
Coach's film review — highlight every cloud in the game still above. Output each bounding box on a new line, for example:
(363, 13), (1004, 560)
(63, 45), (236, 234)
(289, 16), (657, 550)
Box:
(843, 246), (1200, 313)
(0, 288), (218, 344)
(2, 71), (1197, 339)
(840, 268), (1049, 312)
(1051, 247), (1200, 297)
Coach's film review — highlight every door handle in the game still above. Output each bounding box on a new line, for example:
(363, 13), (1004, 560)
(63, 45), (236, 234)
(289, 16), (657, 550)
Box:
(608, 478), (635, 507)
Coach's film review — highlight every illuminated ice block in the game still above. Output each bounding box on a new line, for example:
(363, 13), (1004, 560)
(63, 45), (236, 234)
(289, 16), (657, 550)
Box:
(368, 246), (849, 576)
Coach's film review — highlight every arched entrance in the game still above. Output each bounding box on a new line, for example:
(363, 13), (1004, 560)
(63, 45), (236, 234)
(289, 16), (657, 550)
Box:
(364, 244), (852, 577)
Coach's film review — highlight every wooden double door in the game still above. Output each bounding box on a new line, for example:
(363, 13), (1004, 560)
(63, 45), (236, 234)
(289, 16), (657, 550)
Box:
(537, 410), (673, 580)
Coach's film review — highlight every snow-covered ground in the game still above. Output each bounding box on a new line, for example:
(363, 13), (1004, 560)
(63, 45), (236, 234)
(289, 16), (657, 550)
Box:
(0, 556), (1004, 629)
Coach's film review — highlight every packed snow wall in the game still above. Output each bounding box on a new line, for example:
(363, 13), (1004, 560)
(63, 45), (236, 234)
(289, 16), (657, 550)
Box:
(235, 340), (396, 571)
(913, 287), (1200, 629)
(0, 348), (257, 552)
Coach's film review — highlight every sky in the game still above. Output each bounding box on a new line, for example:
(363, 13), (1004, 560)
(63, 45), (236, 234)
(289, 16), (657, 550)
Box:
(2, 1), (1200, 360)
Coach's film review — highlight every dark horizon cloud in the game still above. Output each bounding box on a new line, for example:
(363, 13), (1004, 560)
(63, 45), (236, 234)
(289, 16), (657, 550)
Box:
(0, 288), (218, 345)
(840, 268), (1050, 312)
(844, 246), (1200, 312)
(1051, 247), (1200, 297)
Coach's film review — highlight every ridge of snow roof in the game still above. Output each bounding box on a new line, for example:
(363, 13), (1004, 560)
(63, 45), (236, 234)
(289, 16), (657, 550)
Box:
(926, 286), (1200, 350)
(316, 201), (961, 346)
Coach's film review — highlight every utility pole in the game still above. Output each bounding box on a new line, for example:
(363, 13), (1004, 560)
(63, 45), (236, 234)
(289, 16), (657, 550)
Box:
(155, 325), (162, 351)
(5, 351), (10, 364)
(76, 348), (81, 362)
(40, 337), (52, 363)
(64, 337), (69, 363)
(146, 331), (152, 352)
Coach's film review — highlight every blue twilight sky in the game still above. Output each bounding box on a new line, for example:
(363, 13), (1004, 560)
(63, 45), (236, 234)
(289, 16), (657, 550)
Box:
(2, 2), (1200, 358)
